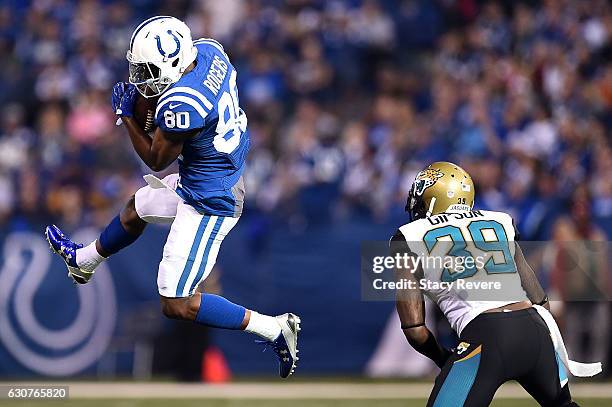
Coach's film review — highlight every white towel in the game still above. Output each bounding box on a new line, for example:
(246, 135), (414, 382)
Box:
(533, 304), (602, 378)
(143, 174), (170, 190)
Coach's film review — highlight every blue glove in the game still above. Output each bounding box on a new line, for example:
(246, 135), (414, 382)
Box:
(111, 82), (137, 117)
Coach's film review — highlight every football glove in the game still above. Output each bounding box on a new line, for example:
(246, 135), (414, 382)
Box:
(111, 82), (137, 117)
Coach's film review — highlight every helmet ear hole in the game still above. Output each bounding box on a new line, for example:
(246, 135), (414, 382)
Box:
(172, 58), (179, 67)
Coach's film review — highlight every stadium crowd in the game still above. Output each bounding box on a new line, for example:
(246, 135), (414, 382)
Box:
(0, 0), (610, 377)
(0, 0), (610, 241)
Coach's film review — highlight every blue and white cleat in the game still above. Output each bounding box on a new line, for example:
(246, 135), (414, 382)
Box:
(45, 225), (92, 284)
(271, 313), (301, 378)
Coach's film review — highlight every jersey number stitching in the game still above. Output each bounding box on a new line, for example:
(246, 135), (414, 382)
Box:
(423, 220), (516, 282)
(164, 110), (190, 129)
(213, 69), (246, 154)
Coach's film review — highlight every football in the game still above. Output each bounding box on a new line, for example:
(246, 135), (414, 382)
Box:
(133, 94), (159, 133)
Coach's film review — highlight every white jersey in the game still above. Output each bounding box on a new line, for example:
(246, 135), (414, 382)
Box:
(396, 209), (529, 335)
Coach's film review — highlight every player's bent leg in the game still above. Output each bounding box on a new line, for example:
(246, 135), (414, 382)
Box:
(520, 380), (578, 407)
(426, 341), (501, 407)
(45, 174), (181, 284)
(157, 199), (241, 298)
(157, 201), (300, 377)
(517, 316), (578, 407)
(121, 195), (147, 233)
(558, 386), (580, 407)
(133, 174), (180, 224)
(46, 196), (146, 284)
(96, 198), (144, 256)
(159, 292), (300, 378)
(94, 173), (182, 258)
(160, 293), (246, 328)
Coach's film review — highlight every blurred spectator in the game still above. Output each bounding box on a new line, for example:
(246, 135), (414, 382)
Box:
(0, 0), (608, 243)
(550, 187), (609, 368)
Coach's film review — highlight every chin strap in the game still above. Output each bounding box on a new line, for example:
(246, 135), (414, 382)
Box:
(426, 197), (436, 217)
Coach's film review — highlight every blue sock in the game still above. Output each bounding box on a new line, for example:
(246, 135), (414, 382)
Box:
(99, 215), (139, 255)
(195, 293), (246, 329)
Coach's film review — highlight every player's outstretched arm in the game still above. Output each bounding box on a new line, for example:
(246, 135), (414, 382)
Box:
(515, 242), (549, 310)
(391, 231), (451, 368)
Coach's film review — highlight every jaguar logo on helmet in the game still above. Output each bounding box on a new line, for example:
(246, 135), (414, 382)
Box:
(413, 168), (444, 196)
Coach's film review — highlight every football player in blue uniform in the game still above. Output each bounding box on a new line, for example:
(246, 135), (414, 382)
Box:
(45, 16), (300, 378)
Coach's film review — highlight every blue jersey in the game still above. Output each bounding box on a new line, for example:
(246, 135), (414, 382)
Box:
(154, 39), (249, 217)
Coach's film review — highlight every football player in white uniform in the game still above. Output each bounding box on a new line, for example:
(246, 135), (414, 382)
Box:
(393, 162), (580, 406)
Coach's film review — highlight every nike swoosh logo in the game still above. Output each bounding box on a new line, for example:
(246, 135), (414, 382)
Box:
(168, 103), (183, 109)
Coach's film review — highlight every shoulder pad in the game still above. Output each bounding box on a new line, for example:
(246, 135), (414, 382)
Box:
(155, 87), (213, 132)
(193, 38), (229, 59)
(509, 214), (520, 241)
(486, 210), (519, 240)
(389, 229), (413, 256)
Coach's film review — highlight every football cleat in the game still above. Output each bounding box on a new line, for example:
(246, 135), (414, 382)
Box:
(271, 313), (301, 378)
(45, 225), (92, 284)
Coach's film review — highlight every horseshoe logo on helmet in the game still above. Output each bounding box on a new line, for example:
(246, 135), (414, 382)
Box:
(155, 30), (181, 59)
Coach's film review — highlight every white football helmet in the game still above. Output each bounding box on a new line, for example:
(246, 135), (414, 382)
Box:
(127, 16), (198, 98)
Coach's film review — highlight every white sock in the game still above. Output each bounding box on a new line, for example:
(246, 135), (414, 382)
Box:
(76, 241), (106, 272)
(245, 311), (281, 341)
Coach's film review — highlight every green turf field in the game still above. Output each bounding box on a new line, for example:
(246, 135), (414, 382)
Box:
(0, 400), (609, 407)
(1, 382), (609, 406)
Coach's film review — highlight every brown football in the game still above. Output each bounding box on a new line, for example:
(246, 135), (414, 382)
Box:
(133, 94), (159, 133)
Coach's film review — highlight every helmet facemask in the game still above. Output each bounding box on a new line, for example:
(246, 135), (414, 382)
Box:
(126, 16), (198, 99)
(127, 52), (174, 98)
(406, 183), (426, 222)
